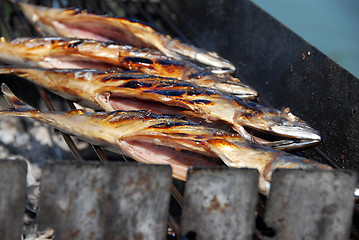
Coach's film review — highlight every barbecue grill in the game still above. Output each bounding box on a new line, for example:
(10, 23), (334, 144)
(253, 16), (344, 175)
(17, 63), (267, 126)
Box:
(0, 0), (358, 239)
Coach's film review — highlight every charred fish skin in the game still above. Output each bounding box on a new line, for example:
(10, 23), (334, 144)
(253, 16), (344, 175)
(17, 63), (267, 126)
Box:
(17, 2), (236, 74)
(0, 37), (256, 98)
(0, 84), (331, 195)
(0, 67), (320, 150)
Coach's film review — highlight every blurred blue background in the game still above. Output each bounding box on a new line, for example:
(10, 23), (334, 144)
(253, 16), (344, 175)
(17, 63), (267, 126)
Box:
(251, 0), (359, 78)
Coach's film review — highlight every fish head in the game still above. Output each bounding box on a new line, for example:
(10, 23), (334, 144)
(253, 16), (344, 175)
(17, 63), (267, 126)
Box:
(234, 99), (322, 150)
(268, 107), (321, 145)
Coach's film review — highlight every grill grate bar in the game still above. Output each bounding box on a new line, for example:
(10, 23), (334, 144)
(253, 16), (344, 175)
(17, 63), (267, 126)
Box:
(65, 99), (109, 162)
(171, 184), (184, 208)
(314, 146), (342, 169)
(38, 87), (85, 162)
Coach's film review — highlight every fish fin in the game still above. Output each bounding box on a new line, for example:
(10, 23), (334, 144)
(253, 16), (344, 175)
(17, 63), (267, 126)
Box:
(1, 83), (37, 112)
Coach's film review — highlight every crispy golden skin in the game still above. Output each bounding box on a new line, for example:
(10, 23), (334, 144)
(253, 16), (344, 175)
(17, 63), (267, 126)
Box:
(0, 37), (256, 98)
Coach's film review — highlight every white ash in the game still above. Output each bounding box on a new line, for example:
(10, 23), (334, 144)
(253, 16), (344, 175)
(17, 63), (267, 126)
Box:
(0, 115), (86, 238)
(22, 228), (55, 240)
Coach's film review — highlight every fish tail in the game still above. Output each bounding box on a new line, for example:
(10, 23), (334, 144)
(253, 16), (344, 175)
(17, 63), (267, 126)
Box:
(0, 83), (38, 115)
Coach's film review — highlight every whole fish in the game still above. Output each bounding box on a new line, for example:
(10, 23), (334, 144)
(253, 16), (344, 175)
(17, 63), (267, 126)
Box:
(0, 84), (331, 195)
(0, 37), (256, 98)
(0, 67), (321, 150)
(16, 2), (235, 74)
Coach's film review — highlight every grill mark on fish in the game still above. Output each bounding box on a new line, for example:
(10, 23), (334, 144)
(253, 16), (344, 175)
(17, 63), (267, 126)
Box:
(156, 59), (185, 67)
(120, 80), (154, 89)
(147, 89), (186, 97)
(169, 132), (190, 137)
(234, 97), (264, 114)
(123, 56), (154, 65)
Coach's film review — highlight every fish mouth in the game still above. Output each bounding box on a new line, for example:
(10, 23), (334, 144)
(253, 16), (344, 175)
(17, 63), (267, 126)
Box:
(237, 124), (322, 150)
(266, 124), (321, 150)
(270, 124), (321, 142)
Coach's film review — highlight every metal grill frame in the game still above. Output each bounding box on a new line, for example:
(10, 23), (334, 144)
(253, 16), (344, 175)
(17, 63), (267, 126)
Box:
(0, 0), (358, 239)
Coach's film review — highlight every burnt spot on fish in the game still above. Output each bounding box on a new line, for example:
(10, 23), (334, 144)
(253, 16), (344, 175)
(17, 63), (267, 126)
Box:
(148, 89), (186, 97)
(156, 59), (185, 67)
(123, 57), (153, 65)
(120, 80), (154, 89)
(234, 97), (263, 113)
(170, 132), (190, 137)
(194, 135), (206, 140)
(171, 81), (195, 88)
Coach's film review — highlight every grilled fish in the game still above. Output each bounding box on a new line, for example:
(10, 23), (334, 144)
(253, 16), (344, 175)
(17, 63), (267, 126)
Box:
(16, 2), (235, 74)
(0, 84), (331, 195)
(0, 67), (321, 150)
(0, 37), (256, 98)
